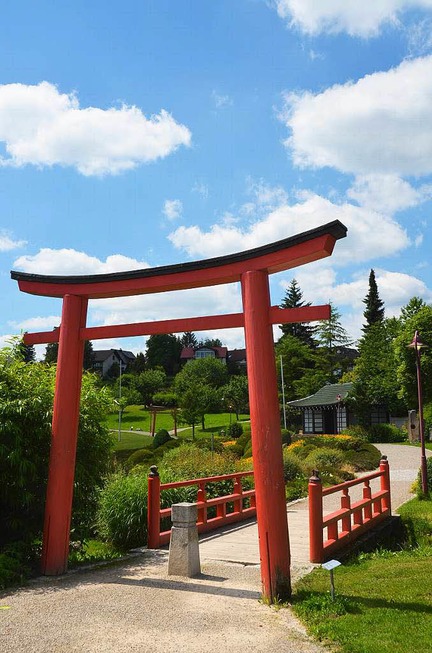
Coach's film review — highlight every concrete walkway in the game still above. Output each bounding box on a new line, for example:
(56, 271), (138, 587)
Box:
(0, 444), (428, 653)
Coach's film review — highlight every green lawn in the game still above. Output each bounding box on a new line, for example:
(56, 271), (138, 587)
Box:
(107, 405), (250, 451)
(292, 499), (432, 653)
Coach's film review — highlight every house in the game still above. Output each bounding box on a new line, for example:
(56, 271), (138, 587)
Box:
(180, 346), (228, 364)
(92, 348), (135, 377)
(288, 382), (389, 434)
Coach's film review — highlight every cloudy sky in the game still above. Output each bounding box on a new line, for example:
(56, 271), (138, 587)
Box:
(2, 0), (432, 356)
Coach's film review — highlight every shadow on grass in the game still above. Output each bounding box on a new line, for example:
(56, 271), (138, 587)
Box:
(293, 589), (432, 617)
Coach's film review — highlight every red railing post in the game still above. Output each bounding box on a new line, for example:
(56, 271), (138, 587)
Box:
(233, 475), (243, 514)
(380, 456), (391, 514)
(197, 482), (207, 525)
(309, 470), (324, 563)
(363, 481), (372, 521)
(341, 488), (351, 534)
(147, 466), (161, 549)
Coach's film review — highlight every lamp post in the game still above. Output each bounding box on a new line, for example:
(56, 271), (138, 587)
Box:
(118, 359), (122, 443)
(408, 331), (428, 496)
(280, 355), (287, 430)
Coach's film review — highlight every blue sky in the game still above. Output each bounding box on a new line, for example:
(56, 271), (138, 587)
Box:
(2, 0), (432, 356)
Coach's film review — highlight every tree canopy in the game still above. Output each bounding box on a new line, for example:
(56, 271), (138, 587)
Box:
(362, 269), (384, 333)
(279, 279), (316, 347)
(145, 334), (182, 376)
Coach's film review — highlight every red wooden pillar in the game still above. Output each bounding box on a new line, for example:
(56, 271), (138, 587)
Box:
(41, 294), (87, 575)
(380, 456), (391, 514)
(241, 269), (291, 601)
(147, 466), (161, 549)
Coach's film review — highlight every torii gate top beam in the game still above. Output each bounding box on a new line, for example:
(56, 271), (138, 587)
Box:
(11, 221), (346, 300)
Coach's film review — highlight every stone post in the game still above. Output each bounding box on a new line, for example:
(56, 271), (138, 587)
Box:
(168, 503), (201, 577)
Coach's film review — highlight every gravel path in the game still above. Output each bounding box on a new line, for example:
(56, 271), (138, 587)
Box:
(0, 553), (325, 653)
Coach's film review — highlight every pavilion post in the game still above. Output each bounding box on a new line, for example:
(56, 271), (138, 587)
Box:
(241, 270), (291, 602)
(41, 294), (88, 575)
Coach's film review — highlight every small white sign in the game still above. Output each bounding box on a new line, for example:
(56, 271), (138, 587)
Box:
(322, 559), (341, 571)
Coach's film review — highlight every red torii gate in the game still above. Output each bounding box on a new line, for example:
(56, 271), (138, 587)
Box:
(11, 220), (346, 601)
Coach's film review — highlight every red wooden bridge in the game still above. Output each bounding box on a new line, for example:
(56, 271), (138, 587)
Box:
(147, 457), (392, 565)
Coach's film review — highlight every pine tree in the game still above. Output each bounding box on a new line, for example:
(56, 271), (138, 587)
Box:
(362, 269), (384, 333)
(180, 332), (198, 348)
(316, 303), (353, 381)
(279, 279), (316, 347)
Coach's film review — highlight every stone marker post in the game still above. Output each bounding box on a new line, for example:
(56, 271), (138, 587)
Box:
(168, 503), (201, 577)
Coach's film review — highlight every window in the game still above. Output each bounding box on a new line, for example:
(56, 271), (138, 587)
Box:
(304, 409), (323, 433)
(195, 349), (215, 359)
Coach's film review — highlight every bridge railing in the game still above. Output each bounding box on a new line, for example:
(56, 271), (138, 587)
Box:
(309, 456), (391, 563)
(147, 467), (256, 548)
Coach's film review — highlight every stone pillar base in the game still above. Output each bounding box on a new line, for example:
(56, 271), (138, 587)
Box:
(168, 503), (201, 577)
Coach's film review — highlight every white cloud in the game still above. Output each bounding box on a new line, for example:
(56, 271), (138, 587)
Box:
(14, 249), (149, 275)
(247, 179), (289, 208)
(211, 90), (233, 109)
(169, 193), (409, 263)
(163, 199), (183, 221)
(282, 55), (432, 176)
(0, 232), (26, 251)
(407, 18), (432, 55)
(0, 82), (191, 176)
(274, 0), (432, 37)
(347, 174), (432, 214)
(9, 315), (60, 331)
(192, 182), (209, 200)
(89, 281), (245, 349)
(281, 263), (432, 340)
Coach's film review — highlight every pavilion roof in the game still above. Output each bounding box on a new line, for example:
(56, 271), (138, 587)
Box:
(288, 382), (353, 409)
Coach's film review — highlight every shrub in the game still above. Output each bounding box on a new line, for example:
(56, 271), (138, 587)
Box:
(0, 351), (113, 548)
(368, 423), (406, 443)
(343, 443), (382, 471)
(96, 471), (193, 549)
(342, 425), (369, 440)
(159, 443), (236, 482)
(288, 443), (316, 460)
(282, 450), (303, 482)
(96, 473), (148, 549)
(153, 428), (172, 448)
(302, 448), (344, 477)
(281, 429), (293, 446)
(0, 553), (26, 590)
(126, 448), (155, 471)
(223, 443), (244, 458)
(285, 478), (308, 502)
(152, 392), (177, 407)
(416, 457), (432, 498)
(226, 422), (243, 439)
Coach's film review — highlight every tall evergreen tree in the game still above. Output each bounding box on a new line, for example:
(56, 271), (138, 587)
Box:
(180, 332), (198, 348)
(279, 279), (316, 347)
(362, 269), (384, 333)
(145, 333), (182, 376)
(316, 303), (353, 381)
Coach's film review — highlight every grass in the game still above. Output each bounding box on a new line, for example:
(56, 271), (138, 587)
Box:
(106, 405), (250, 451)
(291, 498), (432, 653)
(68, 539), (124, 567)
(401, 441), (432, 451)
